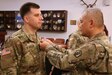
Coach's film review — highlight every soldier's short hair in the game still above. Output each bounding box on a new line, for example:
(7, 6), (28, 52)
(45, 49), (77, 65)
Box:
(20, 2), (40, 20)
(84, 8), (104, 28)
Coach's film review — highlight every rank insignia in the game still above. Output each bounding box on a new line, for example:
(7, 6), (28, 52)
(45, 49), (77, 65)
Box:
(74, 50), (82, 58)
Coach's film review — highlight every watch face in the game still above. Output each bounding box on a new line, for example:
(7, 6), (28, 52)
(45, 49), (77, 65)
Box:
(44, 13), (47, 17)
(41, 10), (66, 32)
(17, 24), (22, 29)
(46, 21), (49, 23)
(53, 25), (57, 30)
(53, 14), (56, 18)
(57, 19), (62, 24)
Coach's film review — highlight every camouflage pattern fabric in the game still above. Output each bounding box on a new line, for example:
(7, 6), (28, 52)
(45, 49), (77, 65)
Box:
(46, 32), (112, 75)
(68, 30), (89, 49)
(1, 29), (46, 75)
(62, 30), (89, 75)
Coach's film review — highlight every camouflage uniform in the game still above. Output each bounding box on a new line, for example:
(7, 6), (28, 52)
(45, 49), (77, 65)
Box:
(68, 30), (88, 49)
(62, 30), (88, 75)
(1, 29), (46, 75)
(46, 32), (112, 75)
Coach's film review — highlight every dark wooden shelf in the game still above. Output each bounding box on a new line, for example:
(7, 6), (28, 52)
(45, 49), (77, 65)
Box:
(40, 10), (67, 32)
(0, 31), (7, 43)
(0, 10), (67, 32)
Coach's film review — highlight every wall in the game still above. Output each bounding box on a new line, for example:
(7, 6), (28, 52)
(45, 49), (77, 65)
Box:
(0, 0), (112, 42)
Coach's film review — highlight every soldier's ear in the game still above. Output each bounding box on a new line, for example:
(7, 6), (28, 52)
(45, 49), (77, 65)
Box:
(89, 20), (94, 28)
(24, 15), (29, 23)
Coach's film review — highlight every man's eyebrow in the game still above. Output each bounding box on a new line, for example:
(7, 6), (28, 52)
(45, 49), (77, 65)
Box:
(34, 13), (39, 16)
(34, 13), (42, 16)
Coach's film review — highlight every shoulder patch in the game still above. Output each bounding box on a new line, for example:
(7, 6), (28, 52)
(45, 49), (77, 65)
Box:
(74, 50), (82, 58)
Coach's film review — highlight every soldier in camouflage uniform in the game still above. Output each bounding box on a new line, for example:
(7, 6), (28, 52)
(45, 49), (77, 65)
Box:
(40, 8), (112, 75)
(1, 2), (46, 75)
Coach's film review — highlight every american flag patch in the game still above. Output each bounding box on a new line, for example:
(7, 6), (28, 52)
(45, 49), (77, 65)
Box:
(2, 48), (11, 56)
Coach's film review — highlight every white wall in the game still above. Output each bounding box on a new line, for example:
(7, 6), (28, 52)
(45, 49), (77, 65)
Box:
(0, 0), (112, 42)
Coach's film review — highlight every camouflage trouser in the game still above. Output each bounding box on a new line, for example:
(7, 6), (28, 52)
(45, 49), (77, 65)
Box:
(62, 72), (71, 75)
(21, 71), (46, 75)
(19, 65), (45, 75)
(21, 71), (35, 75)
(21, 73), (36, 75)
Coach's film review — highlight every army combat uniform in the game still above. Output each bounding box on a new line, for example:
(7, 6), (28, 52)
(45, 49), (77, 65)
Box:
(68, 30), (88, 49)
(62, 30), (89, 75)
(1, 29), (46, 75)
(46, 32), (112, 75)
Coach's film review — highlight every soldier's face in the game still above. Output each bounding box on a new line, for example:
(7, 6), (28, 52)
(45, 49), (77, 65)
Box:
(79, 13), (91, 37)
(25, 8), (43, 30)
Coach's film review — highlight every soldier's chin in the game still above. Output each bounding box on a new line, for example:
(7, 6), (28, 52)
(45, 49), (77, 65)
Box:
(37, 26), (42, 30)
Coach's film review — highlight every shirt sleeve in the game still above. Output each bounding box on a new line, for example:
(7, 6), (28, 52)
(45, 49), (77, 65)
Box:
(68, 33), (77, 49)
(46, 42), (105, 71)
(1, 37), (22, 75)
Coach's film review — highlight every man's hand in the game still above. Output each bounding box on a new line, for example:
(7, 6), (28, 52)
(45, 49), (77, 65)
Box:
(39, 39), (53, 50)
(59, 44), (67, 49)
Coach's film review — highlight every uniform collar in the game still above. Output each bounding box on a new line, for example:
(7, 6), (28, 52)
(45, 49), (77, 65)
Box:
(21, 27), (38, 42)
(90, 31), (107, 41)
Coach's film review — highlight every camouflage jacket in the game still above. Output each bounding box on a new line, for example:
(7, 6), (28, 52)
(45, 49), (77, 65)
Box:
(1, 29), (46, 75)
(68, 30), (88, 49)
(46, 32), (112, 75)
